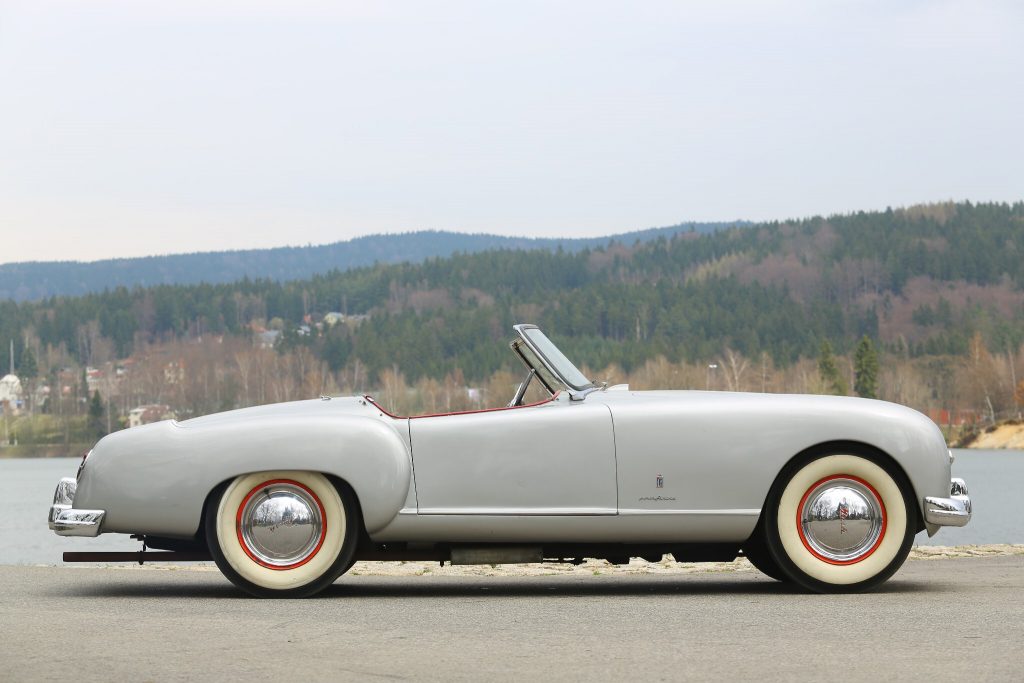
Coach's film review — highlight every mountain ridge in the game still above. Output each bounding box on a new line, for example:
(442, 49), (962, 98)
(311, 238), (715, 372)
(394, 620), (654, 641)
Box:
(1, 221), (744, 302)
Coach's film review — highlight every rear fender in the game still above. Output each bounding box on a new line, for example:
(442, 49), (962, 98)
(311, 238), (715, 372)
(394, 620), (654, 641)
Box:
(75, 414), (411, 538)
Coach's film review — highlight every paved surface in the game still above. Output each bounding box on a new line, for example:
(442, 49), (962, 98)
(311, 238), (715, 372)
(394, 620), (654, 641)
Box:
(2, 557), (1022, 682)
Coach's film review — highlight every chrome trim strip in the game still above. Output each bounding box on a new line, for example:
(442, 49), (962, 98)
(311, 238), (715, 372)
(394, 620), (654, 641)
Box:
(619, 509), (760, 516)
(924, 477), (972, 527)
(48, 477), (106, 537)
(415, 508), (760, 517)
(418, 507), (618, 516)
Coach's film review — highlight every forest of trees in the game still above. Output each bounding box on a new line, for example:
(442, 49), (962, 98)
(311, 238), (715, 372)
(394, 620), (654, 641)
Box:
(2, 201), (1023, 445)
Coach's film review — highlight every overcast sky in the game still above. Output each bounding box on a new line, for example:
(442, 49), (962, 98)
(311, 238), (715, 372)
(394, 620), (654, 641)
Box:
(1, 0), (1021, 264)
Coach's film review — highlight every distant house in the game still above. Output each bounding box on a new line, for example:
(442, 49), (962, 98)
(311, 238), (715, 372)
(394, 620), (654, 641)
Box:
(33, 384), (50, 408)
(128, 404), (175, 428)
(322, 312), (345, 327)
(323, 312), (368, 327)
(0, 374), (22, 414)
(163, 361), (185, 385)
(85, 366), (103, 392)
(927, 408), (983, 427)
(256, 330), (280, 349)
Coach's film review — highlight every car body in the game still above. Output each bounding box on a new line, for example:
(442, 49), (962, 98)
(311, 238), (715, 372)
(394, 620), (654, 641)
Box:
(50, 324), (971, 596)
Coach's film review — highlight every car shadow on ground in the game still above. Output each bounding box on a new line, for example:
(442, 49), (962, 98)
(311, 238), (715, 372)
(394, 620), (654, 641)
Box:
(321, 576), (942, 599)
(44, 572), (944, 600)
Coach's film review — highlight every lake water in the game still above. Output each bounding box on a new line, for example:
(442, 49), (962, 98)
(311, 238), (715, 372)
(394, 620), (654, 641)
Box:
(0, 450), (1019, 565)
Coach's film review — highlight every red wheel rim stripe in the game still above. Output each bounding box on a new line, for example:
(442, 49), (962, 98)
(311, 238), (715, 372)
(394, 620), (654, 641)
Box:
(236, 478), (328, 571)
(795, 474), (887, 566)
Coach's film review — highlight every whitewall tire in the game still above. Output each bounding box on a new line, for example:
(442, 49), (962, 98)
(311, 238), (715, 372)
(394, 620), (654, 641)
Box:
(764, 450), (915, 592)
(206, 471), (360, 598)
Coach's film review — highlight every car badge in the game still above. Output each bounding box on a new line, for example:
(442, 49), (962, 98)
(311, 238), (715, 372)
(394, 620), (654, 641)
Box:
(656, 474), (664, 489)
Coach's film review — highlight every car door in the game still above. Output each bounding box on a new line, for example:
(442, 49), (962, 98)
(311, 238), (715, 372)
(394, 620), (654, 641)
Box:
(409, 398), (617, 515)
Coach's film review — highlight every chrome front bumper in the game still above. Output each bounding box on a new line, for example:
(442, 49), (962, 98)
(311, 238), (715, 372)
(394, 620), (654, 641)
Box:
(48, 477), (105, 537)
(924, 478), (972, 527)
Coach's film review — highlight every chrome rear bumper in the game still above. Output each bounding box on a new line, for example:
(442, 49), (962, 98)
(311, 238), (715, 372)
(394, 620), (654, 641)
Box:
(924, 478), (972, 527)
(48, 477), (105, 537)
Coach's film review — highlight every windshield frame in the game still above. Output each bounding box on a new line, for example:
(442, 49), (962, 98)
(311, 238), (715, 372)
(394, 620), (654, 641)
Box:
(511, 324), (597, 396)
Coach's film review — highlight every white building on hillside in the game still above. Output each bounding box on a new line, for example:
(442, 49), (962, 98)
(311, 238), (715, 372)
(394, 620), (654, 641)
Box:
(128, 404), (175, 428)
(0, 374), (21, 402)
(0, 374), (22, 414)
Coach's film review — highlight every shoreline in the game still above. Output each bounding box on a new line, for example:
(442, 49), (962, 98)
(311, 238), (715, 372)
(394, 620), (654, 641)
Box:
(0, 444), (90, 459)
(27, 544), (1024, 576)
(958, 421), (1024, 449)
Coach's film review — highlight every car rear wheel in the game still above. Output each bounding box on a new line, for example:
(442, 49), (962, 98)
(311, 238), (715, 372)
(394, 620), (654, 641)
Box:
(762, 451), (915, 593)
(205, 471), (360, 598)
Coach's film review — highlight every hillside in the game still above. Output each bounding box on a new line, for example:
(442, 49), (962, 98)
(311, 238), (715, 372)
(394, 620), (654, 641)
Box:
(0, 222), (741, 302)
(2, 201), (1022, 436)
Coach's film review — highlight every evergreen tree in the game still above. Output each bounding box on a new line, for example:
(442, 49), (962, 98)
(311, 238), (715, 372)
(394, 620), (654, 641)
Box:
(854, 336), (879, 399)
(19, 346), (38, 380)
(80, 369), (89, 404)
(88, 390), (106, 438)
(18, 346), (38, 413)
(817, 341), (848, 395)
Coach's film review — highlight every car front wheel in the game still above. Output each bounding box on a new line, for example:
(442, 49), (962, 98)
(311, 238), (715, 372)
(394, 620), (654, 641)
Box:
(762, 451), (915, 593)
(205, 471), (360, 598)
(742, 535), (789, 582)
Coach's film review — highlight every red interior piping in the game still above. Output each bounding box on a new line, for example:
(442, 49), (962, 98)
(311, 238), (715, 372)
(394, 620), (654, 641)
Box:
(365, 392), (559, 420)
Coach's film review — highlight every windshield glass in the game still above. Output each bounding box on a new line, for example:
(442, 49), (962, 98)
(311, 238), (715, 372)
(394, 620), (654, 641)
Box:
(512, 341), (560, 395)
(521, 328), (594, 391)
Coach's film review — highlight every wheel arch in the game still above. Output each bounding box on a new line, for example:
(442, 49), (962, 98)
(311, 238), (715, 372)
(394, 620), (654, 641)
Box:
(197, 471), (370, 548)
(757, 440), (923, 533)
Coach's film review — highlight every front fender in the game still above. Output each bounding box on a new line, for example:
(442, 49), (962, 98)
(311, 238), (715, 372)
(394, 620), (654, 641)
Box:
(75, 410), (411, 538)
(594, 390), (951, 525)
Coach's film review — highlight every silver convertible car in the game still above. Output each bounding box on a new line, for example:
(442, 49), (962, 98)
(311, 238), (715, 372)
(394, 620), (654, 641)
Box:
(49, 324), (971, 597)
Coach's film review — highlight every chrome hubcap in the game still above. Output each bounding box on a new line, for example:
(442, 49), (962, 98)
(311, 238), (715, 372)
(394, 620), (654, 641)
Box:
(239, 482), (324, 567)
(800, 477), (884, 563)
